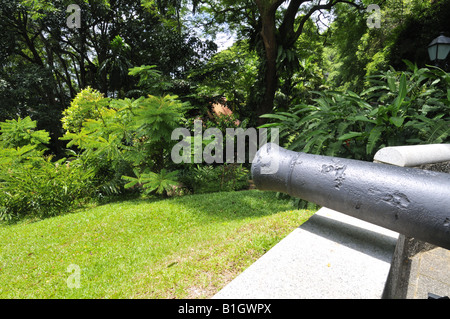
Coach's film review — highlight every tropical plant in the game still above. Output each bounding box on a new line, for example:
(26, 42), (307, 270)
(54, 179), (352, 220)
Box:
(0, 116), (50, 150)
(61, 87), (188, 197)
(261, 63), (450, 161)
(179, 164), (249, 194)
(0, 117), (95, 221)
(123, 169), (180, 197)
(361, 62), (450, 147)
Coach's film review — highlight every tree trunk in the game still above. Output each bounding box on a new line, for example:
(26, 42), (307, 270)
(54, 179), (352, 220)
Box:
(252, 0), (343, 125)
(257, 51), (278, 126)
(254, 1), (280, 126)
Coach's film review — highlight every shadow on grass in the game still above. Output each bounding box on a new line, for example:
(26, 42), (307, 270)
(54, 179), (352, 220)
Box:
(0, 190), (300, 227)
(162, 190), (299, 221)
(94, 190), (301, 222)
(0, 192), (148, 226)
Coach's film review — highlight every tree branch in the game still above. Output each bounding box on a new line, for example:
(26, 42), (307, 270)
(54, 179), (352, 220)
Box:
(279, 0), (308, 41)
(337, 0), (364, 9)
(290, 0), (359, 47)
(269, 0), (288, 12)
(18, 10), (44, 66)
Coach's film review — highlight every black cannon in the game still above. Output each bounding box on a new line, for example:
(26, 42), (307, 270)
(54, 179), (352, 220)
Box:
(251, 143), (450, 250)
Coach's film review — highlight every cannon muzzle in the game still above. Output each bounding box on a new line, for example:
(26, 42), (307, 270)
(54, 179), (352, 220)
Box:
(251, 143), (450, 249)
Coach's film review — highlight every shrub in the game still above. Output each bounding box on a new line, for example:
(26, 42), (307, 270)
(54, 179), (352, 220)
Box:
(61, 89), (188, 197)
(261, 63), (450, 161)
(123, 169), (180, 197)
(0, 117), (95, 221)
(0, 157), (94, 221)
(61, 87), (110, 134)
(180, 164), (249, 194)
(0, 116), (50, 150)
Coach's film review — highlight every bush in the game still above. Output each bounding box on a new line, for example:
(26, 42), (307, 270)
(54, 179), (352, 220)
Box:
(61, 89), (188, 197)
(0, 116), (50, 150)
(180, 164), (249, 194)
(0, 117), (95, 221)
(261, 63), (450, 161)
(61, 87), (110, 134)
(0, 157), (94, 221)
(123, 168), (180, 197)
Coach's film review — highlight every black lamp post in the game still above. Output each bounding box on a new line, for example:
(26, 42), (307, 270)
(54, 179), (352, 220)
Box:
(428, 32), (450, 70)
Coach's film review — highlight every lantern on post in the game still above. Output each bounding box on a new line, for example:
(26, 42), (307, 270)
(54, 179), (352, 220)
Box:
(428, 32), (450, 69)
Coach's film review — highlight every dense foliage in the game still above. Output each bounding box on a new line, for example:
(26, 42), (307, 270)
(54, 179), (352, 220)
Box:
(0, 0), (216, 154)
(0, 117), (94, 221)
(61, 88), (188, 196)
(1, 0), (449, 220)
(261, 63), (450, 161)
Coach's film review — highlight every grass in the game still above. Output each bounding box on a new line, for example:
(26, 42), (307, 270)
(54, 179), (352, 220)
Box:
(0, 190), (315, 299)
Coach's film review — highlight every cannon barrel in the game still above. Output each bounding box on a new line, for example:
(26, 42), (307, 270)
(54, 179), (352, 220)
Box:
(251, 143), (450, 249)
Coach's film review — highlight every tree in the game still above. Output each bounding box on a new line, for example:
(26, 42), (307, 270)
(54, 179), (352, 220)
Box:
(98, 35), (132, 98)
(388, 0), (450, 71)
(188, 40), (259, 113)
(0, 0), (216, 155)
(324, 0), (421, 92)
(176, 0), (364, 124)
(254, 0), (366, 123)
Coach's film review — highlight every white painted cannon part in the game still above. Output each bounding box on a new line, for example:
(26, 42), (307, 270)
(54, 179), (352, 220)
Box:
(373, 144), (450, 167)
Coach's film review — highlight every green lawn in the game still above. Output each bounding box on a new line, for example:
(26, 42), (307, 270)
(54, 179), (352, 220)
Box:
(0, 190), (314, 299)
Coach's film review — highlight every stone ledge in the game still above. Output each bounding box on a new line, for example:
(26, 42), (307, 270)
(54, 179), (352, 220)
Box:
(213, 207), (398, 299)
(374, 144), (450, 167)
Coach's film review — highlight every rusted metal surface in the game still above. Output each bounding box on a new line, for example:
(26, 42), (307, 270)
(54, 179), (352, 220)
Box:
(251, 143), (450, 249)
